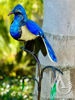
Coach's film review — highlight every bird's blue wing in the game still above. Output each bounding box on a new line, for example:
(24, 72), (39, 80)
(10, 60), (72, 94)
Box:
(26, 19), (57, 62)
(43, 37), (57, 62)
(26, 19), (43, 36)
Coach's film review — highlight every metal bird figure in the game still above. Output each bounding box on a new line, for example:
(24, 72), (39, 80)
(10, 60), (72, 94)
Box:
(8, 4), (57, 62)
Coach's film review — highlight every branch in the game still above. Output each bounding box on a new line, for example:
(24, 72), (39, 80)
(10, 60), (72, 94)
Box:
(20, 47), (63, 100)
(20, 47), (40, 65)
(41, 66), (63, 79)
(23, 77), (39, 85)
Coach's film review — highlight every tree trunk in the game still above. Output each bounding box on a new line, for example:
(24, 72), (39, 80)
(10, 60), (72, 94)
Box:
(33, 0), (75, 99)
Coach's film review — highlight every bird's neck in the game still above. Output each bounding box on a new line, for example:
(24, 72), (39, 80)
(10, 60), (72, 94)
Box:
(14, 14), (27, 26)
(14, 15), (23, 23)
(23, 13), (27, 22)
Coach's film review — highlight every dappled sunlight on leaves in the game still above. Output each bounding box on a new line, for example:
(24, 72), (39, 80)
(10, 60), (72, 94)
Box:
(0, 76), (34, 100)
(0, 0), (43, 99)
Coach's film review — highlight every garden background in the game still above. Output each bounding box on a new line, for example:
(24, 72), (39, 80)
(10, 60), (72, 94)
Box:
(0, 0), (43, 100)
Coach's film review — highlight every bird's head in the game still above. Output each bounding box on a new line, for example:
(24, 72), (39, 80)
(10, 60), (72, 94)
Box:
(8, 4), (27, 22)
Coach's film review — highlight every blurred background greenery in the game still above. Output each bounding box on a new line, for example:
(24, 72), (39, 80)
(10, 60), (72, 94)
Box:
(0, 0), (43, 99)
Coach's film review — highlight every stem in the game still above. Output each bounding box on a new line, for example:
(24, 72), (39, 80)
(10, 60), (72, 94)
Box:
(20, 47), (40, 65)
(20, 47), (41, 100)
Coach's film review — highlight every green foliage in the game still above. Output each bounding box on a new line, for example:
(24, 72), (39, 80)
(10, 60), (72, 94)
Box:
(0, 0), (43, 99)
(50, 82), (57, 100)
(0, 76), (34, 100)
(0, 0), (43, 75)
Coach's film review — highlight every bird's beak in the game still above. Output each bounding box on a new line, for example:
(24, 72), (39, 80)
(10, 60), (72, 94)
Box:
(8, 12), (14, 16)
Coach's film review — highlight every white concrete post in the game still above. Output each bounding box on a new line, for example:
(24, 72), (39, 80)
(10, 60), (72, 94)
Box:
(33, 0), (75, 99)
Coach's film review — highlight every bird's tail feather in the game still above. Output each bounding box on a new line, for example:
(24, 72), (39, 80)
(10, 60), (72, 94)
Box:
(42, 37), (57, 62)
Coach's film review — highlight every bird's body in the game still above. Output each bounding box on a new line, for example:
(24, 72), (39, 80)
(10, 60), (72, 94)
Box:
(10, 15), (23, 40)
(19, 26), (38, 41)
(9, 4), (57, 62)
(10, 17), (38, 41)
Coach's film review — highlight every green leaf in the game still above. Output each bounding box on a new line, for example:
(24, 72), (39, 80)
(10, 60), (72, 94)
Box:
(22, 81), (24, 91)
(50, 82), (56, 100)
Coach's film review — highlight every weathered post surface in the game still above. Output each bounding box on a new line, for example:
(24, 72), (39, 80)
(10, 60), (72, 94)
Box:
(33, 0), (75, 100)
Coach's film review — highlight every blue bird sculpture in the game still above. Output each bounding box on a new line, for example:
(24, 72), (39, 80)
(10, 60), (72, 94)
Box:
(8, 4), (57, 62)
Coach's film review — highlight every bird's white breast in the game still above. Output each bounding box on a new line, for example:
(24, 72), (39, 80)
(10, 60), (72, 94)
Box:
(19, 26), (38, 41)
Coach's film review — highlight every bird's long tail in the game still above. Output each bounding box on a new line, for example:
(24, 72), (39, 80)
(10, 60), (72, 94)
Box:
(42, 36), (57, 62)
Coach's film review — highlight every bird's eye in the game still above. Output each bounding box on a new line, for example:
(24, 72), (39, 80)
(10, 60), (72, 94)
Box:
(19, 7), (21, 9)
